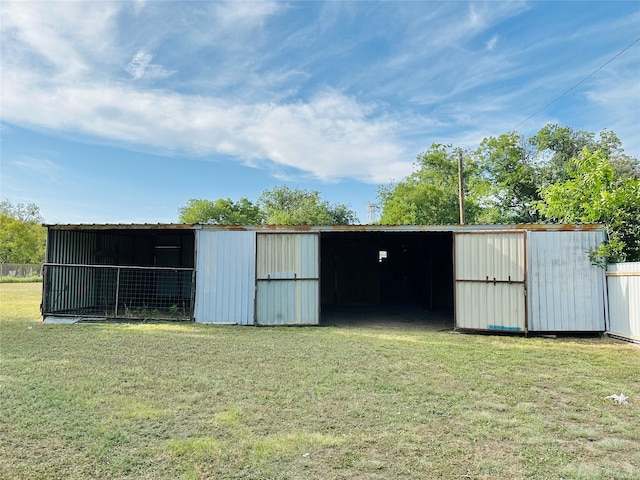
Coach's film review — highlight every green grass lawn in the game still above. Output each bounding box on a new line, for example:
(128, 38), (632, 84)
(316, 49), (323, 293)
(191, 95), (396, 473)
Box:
(1, 283), (639, 479)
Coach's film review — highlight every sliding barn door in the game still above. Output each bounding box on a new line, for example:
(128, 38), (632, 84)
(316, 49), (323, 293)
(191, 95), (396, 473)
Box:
(255, 233), (319, 325)
(454, 232), (526, 332)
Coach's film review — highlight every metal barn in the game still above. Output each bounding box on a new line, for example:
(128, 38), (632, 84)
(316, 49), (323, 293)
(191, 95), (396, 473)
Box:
(42, 223), (608, 333)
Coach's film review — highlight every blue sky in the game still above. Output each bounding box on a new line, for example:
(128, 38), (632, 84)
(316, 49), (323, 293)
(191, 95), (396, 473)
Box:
(1, 1), (639, 224)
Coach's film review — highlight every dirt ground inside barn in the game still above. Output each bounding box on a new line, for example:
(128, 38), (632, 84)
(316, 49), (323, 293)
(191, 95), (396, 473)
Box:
(321, 305), (454, 330)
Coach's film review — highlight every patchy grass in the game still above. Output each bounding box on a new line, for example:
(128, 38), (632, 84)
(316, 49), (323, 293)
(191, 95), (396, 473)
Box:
(1, 283), (639, 479)
(0, 275), (43, 284)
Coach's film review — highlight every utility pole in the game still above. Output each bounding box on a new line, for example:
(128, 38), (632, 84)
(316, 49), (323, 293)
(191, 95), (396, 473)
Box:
(458, 151), (465, 225)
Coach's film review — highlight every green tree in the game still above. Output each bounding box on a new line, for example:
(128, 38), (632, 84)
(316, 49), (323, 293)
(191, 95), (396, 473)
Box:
(0, 200), (47, 264)
(378, 144), (485, 225)
(178, 198), (265, 224)
(258, 186), (358, 225)
(537, 149), (640, 262)
(476, 132), (541, 223)
(531, 124), (639, 184)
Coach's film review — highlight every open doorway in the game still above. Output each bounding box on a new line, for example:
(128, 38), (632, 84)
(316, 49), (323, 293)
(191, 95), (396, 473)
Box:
(320, 231), (454, 329)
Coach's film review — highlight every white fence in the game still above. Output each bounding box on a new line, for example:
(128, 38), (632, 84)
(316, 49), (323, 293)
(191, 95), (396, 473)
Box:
(607, 262), (640, 342)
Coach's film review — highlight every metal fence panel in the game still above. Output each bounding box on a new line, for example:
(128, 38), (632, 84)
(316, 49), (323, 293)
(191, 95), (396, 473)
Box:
(607, 262), (640, 341)
(528, 231), (606, 332)
(194, 230), (256, 325)
(43, 264), (194, 321)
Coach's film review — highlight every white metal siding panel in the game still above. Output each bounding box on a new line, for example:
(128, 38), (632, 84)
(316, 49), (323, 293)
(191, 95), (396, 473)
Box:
(455, 233), (525, 281)
(194, 230), (256, 324)
(607, 262), (640, 341)
(455, 232), (526, 331)
(256, 280), (319, 325)
(256, 233), (319, 325)
(256, 234), (318, 279)
(456, 283), (526, 331)
(528, 231), (606, 332)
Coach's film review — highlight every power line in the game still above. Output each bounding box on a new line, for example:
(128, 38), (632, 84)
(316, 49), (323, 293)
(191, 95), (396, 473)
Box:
(513, 36), (640, 130)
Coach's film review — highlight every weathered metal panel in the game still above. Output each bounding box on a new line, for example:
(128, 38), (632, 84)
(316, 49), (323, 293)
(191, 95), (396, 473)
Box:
(47, 230), (95, 264)
(256, 233), (318, 279)
(607, 262), (640, 342)
(256, 233), (319, 325)
(455, 232), (525, 282)
(256, 280), (319, 325)
(456, 283), (526, 331)
(455, 232), (526, 331)
(45, 231), (97, 313)
(194, 230), (256, 324)
(528, 231), (606, 331)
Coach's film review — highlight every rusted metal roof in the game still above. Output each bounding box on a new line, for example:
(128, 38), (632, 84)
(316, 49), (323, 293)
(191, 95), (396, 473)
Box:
(44, 223), (603, 232)
(45, 223), (195, 230)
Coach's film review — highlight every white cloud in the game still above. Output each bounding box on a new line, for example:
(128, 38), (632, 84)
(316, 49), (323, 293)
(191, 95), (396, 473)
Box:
(1, 1), (120, 79)
(2, 64), (409, 183)
(486, 34), (498, 51)
(125, 50), (174, 80)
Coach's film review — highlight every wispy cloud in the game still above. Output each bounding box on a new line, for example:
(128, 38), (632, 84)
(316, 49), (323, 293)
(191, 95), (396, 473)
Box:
(486, 34), (499, 51)
(8, 155), (63, 185)
(1, 0), (638, 193)
(125, 50), (174, 80)
(3, 66), (409, 183)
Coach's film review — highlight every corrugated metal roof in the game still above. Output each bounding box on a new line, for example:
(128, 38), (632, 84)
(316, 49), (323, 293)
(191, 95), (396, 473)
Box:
(45, 223), (604, 233)
(45, 223), (195, 230)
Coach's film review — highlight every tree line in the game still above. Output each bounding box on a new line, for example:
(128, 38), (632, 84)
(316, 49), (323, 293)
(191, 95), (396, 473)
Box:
(181, 124), (639, 262)
(0, 200), (47, 264)
(1, 124), (637, 265)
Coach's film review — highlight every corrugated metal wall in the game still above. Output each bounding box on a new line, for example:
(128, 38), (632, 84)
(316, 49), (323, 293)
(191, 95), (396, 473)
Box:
(606, 262), (640, 341)
(45, 230), (98, 313)
(528, 231), (606, 331)
(194, 230), (256, 324)
(455, 232), (526, 331)
(256, 233), (319, 325)
(47, 230), (96, 264)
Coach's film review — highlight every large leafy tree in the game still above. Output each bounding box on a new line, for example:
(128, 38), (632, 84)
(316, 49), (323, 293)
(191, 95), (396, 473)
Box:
(476, 132), (541, 223)
(531, 124), (639, 184)
(258, 186), (358, 225)
(178, 198), (265, 224)
(378, 144), (485, 225)
(537, 149), (640, 262)
(0, 200), (47, 264)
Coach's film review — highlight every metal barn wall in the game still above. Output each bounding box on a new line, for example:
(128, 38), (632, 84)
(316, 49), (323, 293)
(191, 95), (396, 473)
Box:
(256, 233), (319, 325)
(47, 230), (96, 264)
(606, 262), (640, 342)
(528, 231), (606, 332)
(45, 230), (98, 314)
(194, 230), (256, 325)
(455, 232), (526, 331)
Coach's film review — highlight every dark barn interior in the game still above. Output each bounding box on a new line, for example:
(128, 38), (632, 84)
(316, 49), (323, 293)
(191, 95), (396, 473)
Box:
(320, 231), (454, 328)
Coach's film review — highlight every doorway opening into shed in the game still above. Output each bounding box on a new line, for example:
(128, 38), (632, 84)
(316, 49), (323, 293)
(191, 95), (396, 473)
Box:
(320, 231), (454, 329)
